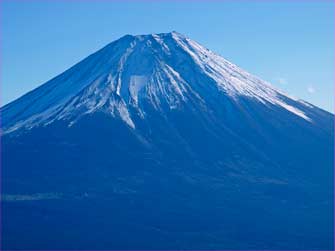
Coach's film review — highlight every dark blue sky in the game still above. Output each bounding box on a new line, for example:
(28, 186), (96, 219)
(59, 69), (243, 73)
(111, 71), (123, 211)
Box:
(2, 0), (334, 112)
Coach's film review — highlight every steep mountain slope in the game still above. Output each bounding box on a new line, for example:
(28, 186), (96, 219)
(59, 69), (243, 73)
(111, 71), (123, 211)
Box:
(1, 32), (333, 250)
(2, 31), (325, 132)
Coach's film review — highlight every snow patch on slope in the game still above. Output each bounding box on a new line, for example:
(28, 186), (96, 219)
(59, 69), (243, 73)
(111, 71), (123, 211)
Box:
(116, 100), (135, 129)
(129, 75), (148, 106)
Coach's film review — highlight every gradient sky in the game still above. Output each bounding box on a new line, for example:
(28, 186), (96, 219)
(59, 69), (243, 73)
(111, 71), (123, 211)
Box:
(1, 0), (334, 112)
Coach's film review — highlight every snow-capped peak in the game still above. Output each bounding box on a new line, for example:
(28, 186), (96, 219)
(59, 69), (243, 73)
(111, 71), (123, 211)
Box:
(1, 32), (313, 134)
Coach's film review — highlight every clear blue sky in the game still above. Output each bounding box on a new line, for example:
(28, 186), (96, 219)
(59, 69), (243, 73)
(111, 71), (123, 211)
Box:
(1, 0), (334, 112)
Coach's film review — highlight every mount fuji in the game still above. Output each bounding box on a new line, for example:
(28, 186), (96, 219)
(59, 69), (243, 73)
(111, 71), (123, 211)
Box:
(1, 32), (333, 250)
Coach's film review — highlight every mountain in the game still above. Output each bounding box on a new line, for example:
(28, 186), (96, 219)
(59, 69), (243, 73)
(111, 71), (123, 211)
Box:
(1, 31), (333, 250)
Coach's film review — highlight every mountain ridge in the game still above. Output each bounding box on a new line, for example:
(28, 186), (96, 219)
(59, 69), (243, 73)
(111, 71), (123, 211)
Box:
(1, 31), (327, 134)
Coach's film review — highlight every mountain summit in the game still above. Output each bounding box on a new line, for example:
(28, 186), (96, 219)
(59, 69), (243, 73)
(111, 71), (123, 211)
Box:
(2, 31), (315, 132)
(2, 32), (333, 250)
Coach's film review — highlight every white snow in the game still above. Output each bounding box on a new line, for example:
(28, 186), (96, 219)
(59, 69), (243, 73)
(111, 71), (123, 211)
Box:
(152, 34), (170, 54)
(129, 75), (148, 106)
(116, 100), (135, 129)
(1, 31), (314, 134)
(171, 32), (311, 121)
(277, 102), (311, 121)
